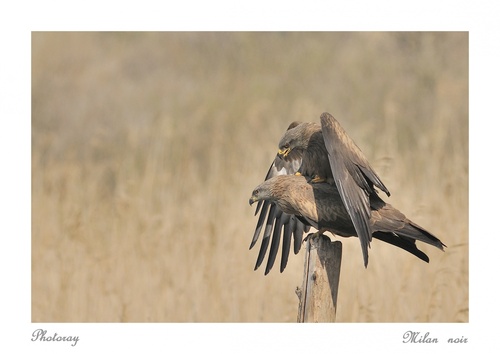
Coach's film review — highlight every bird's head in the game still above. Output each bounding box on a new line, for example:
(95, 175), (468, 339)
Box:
(249, 185), (267, 206)
(249, 179), (278, 206)
(277, 122), (316, 160)
(249, 175), (298, 207)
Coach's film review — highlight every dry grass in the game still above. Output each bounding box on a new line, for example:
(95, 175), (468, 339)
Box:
(32, 32), (468, 322)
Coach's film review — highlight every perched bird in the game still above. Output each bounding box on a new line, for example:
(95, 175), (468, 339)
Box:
(250, 112), (444, 274)
(249, 175), (445, 265)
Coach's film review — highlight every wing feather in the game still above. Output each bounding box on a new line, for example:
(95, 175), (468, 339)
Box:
(251, 124), (310, 274)
(265, 214), (285, 275)
(280, 217), (293, 272)
(293, 217), (308, 254)
(320, 112), (382, 267)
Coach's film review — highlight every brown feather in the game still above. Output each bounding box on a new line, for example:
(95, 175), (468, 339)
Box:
(250, 175), (445, 266)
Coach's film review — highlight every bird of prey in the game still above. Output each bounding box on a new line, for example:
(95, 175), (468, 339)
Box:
(249, 112), (443, 274)
(249, 175), (445, 265)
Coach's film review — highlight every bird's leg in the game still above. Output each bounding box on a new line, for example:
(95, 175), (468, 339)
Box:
(303, 231), (322, 244)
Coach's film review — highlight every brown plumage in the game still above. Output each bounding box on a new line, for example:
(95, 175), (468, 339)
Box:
(277, 112), (391, 267)
(249, 175), (445, 264)
(250, 112), (444, 274)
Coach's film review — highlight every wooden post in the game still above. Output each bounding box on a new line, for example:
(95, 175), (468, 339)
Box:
(296, 235), (342, 322)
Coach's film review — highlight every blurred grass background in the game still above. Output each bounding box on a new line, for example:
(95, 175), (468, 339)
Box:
(32, 32), (468, 322)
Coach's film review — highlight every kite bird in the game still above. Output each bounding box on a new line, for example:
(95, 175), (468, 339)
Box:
(249, 112), (445, 274)
(249, 175), (445, 269)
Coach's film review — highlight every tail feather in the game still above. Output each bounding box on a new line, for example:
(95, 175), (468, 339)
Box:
(395, 221), (446, 250)
(372, 231), (430, 262)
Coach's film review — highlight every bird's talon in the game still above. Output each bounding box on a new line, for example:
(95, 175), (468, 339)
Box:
(311, 175), (326, 183)
(303, 232), (320, 244)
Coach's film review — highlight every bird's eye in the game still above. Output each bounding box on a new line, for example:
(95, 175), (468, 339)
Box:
(284, 143), (290, 149)
(253, 189), (259, 196)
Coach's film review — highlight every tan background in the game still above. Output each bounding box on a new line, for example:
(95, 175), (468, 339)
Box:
(32, 32), (468, 322)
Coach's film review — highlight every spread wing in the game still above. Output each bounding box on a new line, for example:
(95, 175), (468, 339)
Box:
(250, 124), (310, 274)
(320, 112), (390, 267)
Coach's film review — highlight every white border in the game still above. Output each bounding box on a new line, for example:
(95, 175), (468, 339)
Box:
(2, 1), (498, 352)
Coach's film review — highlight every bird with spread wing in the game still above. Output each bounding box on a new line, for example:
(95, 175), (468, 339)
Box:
(249, 112), (445, 274)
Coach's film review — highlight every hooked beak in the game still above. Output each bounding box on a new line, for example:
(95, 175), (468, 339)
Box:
(249, 195), (257, 206)
(277, 147), (290, 159)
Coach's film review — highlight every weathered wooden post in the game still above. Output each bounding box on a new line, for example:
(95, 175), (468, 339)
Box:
(296, 235), (342, 322)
